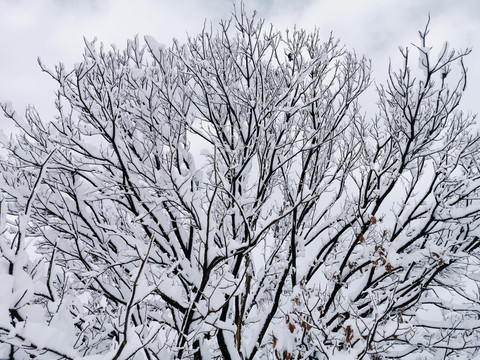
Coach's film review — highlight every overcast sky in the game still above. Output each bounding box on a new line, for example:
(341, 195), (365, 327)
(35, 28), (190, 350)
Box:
(0, 0), (479, 136)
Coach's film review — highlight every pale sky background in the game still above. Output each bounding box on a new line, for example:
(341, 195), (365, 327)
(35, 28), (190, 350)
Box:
(0, 0), (479, 137)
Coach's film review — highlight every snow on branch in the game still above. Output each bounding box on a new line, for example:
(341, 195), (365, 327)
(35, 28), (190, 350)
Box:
(0, 8), (479, 360)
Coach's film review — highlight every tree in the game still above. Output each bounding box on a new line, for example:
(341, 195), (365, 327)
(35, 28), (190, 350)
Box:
(1, 9), (479, 360)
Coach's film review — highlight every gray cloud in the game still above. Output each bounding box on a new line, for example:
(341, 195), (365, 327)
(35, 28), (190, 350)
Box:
(0, 0), (477, 136)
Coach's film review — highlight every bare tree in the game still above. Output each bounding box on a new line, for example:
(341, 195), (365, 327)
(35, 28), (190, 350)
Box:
(0, 9), (479, 360)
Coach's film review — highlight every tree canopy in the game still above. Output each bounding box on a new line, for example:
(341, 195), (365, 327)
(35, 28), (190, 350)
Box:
(1, 9), (479, 360)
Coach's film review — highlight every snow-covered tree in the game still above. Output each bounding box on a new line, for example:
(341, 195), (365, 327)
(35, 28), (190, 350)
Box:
(1, 9), (479, 360)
